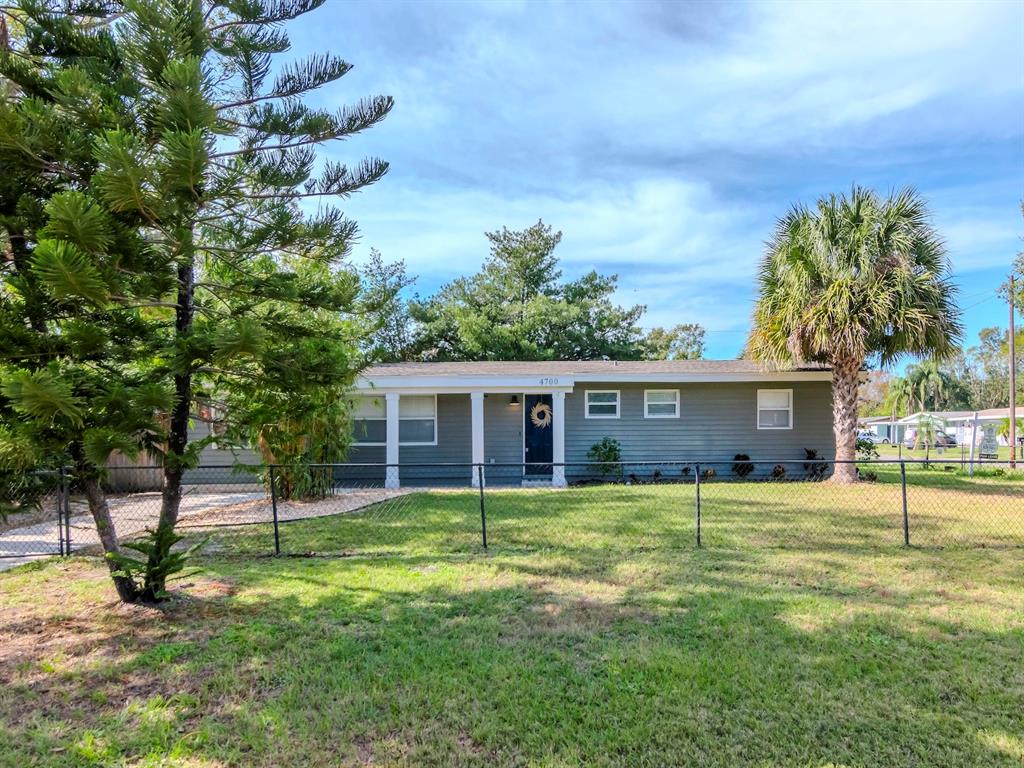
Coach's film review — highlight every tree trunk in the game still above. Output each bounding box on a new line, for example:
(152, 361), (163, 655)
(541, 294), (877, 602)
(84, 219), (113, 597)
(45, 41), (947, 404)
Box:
(831, 358), (862, 484)
(80, 476), (140, 603)
(147, 245), (195, 597)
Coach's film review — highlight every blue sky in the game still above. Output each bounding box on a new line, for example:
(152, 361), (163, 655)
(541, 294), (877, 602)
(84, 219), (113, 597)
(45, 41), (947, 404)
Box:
(290, 0), (1023, 362)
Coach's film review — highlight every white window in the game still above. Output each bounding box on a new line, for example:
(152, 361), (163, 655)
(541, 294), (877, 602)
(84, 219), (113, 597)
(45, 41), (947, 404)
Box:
(757, 389), (793, 430)
(585, 390), (620, 419)
(645, 389), (680, 418)
(399, 395), (437, 445)
(352, 395), (386, 445)
(351, 394), (438, 445)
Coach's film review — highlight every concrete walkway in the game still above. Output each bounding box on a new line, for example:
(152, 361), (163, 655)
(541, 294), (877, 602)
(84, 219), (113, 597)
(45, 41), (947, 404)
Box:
(0, 486), (412, 571)
(0, 489), (264, 571)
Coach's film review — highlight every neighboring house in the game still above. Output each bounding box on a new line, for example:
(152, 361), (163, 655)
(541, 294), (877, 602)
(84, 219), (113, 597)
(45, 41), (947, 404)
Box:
(858, 415), (907, 444)
(104, 409), (263, 492)
(347, 360), (835, 487)
(894, 408), (1024, 449)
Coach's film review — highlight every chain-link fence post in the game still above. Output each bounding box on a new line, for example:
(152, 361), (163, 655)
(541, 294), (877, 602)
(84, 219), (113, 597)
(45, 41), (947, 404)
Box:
(61, 467), (71, 556)
(900, 460), (910, 546)
(477, 464), (487, 549)
(269, 464), (281, 555)
(694, 462), (702, 548)
(56, 467), (65, 556)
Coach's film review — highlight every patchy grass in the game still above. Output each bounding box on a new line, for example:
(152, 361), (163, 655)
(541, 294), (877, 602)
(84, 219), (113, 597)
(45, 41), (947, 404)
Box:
(1, 479), (1022, 767)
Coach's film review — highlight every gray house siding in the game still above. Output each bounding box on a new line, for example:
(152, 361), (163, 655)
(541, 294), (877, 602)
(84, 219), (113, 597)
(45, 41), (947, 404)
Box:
(161, 380), (834, 488)
(346, 381), (834, 484)
(184, 420), (262, 484)
(343, 394), (474, 485)
(564, 381), (834, 480)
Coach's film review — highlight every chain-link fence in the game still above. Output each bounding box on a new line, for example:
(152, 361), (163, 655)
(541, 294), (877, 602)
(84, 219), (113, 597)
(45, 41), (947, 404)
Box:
(1, 459), (1021, 565)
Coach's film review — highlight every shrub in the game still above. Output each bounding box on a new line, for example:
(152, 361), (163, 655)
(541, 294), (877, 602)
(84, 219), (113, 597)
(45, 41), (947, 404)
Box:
(803, 449), (829, 480)
(856, 437), (879, 461)
(731, 454), (754, 478)
(771, 464), (786, 480)
(586, 437), (622, 479)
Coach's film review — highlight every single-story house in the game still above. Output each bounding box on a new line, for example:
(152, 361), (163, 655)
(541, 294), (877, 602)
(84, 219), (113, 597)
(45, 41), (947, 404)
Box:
(858, 415), (906, 444)
(942, 407), (1023, 449)
(346, 360), (836, 487)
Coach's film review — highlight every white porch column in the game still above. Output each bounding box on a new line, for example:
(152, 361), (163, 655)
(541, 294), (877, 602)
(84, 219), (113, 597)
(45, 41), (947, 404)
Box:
(552, 390), (566, 487)
(385, 392), (400, 489)
(470, 391), (485, 487)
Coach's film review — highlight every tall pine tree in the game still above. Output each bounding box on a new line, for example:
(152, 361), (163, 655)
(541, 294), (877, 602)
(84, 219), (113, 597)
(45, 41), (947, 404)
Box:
(410, 220), (646, 360)
(1, 2), (172, 601)
(1, 0), (393, 601)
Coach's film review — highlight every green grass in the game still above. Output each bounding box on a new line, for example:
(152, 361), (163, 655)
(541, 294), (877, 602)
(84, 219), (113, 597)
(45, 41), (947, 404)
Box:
(1, 478), (1022, 767)
(876, 442), (1022, 463)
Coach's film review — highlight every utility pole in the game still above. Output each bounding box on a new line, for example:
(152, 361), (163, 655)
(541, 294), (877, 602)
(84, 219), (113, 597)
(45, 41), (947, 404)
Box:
(1010, 274), (1017, 469)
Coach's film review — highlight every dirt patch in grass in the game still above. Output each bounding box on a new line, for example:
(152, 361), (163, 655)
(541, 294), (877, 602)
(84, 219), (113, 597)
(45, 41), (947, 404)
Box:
(0, 562), (237, 731)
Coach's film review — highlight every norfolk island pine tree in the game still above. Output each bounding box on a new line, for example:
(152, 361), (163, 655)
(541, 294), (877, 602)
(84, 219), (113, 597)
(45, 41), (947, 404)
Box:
(0, 0), (395, 601)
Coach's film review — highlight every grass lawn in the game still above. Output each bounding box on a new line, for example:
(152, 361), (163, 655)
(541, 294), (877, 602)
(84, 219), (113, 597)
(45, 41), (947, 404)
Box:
(875, 442), (1022, 464)
(1, 479), (1022, 767)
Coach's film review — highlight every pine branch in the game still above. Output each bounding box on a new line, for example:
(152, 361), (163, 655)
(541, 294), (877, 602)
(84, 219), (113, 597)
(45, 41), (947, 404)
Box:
(217, 53), (351, 110)
(209, 0), (324, 30)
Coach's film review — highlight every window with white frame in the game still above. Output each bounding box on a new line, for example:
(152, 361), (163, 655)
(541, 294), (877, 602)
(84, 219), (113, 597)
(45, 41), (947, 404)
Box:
(352, 395), (387, 444)
(644, 389), (680, 418)
(585, 390), (620, 419)
(351, 395), (438, 445)
(757, 389), (793, 429)
(398, 395), (437, 445)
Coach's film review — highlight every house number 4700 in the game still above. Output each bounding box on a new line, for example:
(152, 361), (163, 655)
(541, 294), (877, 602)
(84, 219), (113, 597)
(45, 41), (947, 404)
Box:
(539, 377), (559, 386)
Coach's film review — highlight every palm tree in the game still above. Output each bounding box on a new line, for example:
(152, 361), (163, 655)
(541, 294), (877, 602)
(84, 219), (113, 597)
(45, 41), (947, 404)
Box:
(887, 376), (914, 418)
(748, 186), (962, 483)
(906, 359), (947, 411)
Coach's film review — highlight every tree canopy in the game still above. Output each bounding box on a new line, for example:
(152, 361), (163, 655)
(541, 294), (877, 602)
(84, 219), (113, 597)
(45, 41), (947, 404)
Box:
(643, 324), (705, 360)
(409, 220), (650, 361)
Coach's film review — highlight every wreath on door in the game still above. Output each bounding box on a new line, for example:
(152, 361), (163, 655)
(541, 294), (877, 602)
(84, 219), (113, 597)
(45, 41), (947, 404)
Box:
(530, 402), (552, 428)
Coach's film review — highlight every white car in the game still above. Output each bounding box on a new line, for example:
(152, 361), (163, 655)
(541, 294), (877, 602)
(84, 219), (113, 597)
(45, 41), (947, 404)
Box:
(857, 430), (883, 444)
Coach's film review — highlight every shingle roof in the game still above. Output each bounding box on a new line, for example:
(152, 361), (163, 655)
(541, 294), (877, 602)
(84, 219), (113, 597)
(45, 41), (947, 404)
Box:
(363, 360), (828, 377)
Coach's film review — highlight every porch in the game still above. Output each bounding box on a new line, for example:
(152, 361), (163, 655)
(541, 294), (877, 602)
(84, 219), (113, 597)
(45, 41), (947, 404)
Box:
(350, 385), (571, 489)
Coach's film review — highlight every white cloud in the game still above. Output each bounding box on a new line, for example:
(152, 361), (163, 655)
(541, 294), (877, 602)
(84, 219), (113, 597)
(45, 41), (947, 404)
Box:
(288, 0), (1022, 356)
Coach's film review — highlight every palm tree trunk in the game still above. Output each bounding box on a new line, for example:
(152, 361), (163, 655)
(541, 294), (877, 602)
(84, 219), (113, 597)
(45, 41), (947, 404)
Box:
(831, 358), (861, 483)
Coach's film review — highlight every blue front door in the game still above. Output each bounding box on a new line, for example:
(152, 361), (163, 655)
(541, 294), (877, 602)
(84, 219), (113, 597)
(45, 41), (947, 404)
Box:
(523, 394), (553, 476)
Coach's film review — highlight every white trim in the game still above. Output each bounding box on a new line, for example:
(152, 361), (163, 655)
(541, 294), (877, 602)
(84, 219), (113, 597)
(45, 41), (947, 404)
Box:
(520, 391), (526, 473)
(644, 389), (680, 419)
(757, 388), (793, 430)
(585, 389), (620, 419)
(354, 370), (831, 391)
(571, 372), (829, 383)
(385, 393), (400, 489)
(552, 390), (566, 487)
(470, 391), (484, 487)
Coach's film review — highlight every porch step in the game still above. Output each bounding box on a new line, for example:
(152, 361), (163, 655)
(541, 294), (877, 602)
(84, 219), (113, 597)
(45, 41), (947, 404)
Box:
(521, 478), (553, 488)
